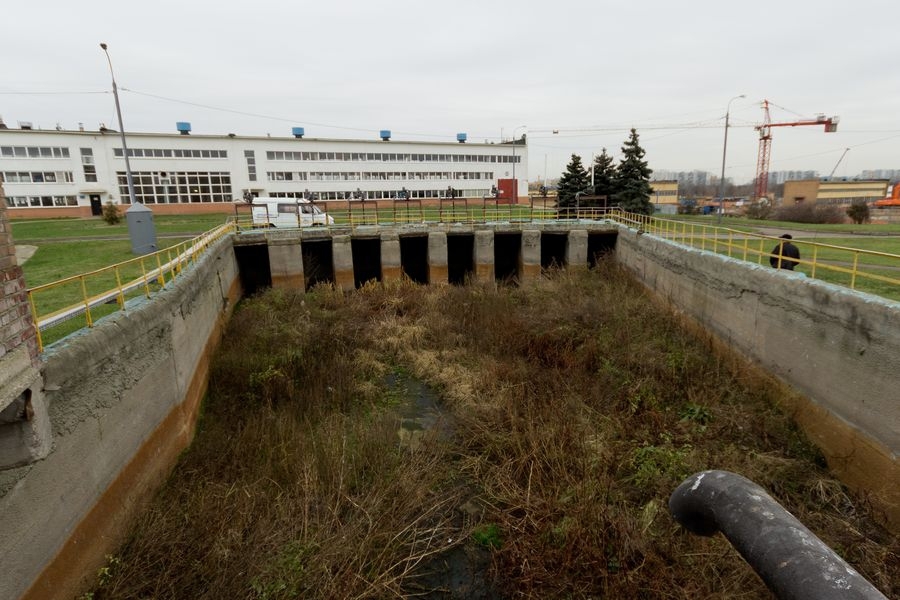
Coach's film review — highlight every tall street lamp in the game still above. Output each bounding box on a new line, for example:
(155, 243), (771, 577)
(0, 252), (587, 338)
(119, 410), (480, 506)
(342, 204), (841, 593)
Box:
(718, 94), (745, 223)
(511, 125), (526, 202)
(100, 42), (137, 206)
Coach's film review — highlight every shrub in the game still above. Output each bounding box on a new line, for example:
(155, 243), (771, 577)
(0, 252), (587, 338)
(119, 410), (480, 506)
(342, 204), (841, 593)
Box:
(744, 200), (773, 220)
(846, 200), (871, 225)
(101, 201), (121, 225)
(773, 202), (845, 224)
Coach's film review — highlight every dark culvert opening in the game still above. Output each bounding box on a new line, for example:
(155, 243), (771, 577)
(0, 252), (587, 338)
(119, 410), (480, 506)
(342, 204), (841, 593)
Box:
(447, 234), (474, 285)
(399, 235), (429, 284)
(541, 232), (568, 270)
(302, 239), (335, 290)
(234, 244), (272, 296)
(588, 232), (618, 268)
(352, 237), (383, 288)
(494, 232), (521, 285)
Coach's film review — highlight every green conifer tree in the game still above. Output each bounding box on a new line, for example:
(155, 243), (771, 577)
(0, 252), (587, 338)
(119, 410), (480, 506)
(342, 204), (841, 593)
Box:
(613, 129), (655, 215)
(556, 154), (590, 208)
(588, 148), (617, 207)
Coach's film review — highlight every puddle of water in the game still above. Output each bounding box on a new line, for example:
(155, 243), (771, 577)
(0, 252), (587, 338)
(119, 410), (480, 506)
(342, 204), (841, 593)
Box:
(385, 373), (453, 448)
(384, 372), (497, 598)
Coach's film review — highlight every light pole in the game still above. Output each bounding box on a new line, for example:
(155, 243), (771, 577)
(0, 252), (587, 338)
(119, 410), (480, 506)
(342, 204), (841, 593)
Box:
(100, 43), (137, 206)
(718, 94), (745, 223)
(511, 125), (526, 202)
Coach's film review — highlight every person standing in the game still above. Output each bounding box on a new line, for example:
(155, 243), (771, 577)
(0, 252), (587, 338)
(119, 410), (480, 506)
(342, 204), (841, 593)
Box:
(770, 234), (800, 270)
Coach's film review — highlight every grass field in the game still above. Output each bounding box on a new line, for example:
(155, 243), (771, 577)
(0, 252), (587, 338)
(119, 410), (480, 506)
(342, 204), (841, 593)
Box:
(10, 213), (230, 241)
(16, 212), (900, 349)
(83, 266), (899, 599)
(665, 213), (900, 235)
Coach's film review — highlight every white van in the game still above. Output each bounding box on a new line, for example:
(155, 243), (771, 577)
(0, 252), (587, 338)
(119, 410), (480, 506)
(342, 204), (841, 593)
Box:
(251, 197), (334, 228)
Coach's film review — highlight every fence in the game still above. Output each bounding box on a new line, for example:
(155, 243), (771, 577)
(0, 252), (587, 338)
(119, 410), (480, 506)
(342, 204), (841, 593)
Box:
(27, 223), (235, 352)
(613, 212), (900, 301)
(26, 206), (900, 352)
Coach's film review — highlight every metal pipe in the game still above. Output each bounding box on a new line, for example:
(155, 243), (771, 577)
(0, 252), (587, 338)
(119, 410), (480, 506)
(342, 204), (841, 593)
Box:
(669, 470), (887, 600)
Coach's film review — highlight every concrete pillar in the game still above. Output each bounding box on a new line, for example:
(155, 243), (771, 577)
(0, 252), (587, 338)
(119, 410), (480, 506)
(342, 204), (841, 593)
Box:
(381, 232), (402, 283)
(267, 240), (304, 290)
(0, 184), (50, 469)
(520, 229), (541, 281)
(473, 230), (494, 282)
(567, 229), (589, 268)
(427, 231), (448, 284)
(332, 234), (355, 291)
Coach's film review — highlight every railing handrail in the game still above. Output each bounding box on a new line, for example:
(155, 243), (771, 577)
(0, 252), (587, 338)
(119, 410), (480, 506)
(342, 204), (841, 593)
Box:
(25, 207), (899, 351)
(27, 223), (235, 351)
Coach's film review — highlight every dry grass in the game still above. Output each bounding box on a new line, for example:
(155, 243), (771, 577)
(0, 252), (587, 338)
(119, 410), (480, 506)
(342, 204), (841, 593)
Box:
(88, 260), (899, 599)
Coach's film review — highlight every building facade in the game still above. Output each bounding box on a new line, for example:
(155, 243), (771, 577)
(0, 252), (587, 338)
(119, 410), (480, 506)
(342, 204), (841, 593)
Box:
(782, 179), (889, 206)
(0, 125), (528, 217)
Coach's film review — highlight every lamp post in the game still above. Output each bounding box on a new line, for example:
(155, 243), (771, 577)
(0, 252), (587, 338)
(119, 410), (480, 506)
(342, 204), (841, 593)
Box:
(511, 125), (526, 202)
(718, 94), (745, 223)
(100, 43), (137, 206)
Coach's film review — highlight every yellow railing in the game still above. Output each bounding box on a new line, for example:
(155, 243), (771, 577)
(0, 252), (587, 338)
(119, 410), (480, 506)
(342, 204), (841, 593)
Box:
(27, 223), (235, 352)
(231, 198), (612, 231)
(609, 212), (900, 300)
(27, 206), (899, 352)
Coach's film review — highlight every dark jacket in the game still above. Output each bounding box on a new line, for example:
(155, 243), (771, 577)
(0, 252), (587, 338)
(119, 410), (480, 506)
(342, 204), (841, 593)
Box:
(770, 241), (800, 270)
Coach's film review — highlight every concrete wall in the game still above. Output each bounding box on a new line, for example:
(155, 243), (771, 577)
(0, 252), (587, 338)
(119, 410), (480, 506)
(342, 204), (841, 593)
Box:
(616, 228), (900, 528)
(0, 236), (241, 600)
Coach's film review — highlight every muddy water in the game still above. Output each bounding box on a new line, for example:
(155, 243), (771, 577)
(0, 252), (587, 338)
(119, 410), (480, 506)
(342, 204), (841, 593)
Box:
(385, 373), (496, 599)
(390, 374), (453, 449)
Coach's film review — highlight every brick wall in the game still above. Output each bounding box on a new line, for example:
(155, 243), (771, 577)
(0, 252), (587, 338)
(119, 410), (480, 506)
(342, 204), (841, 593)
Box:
(0, 184), (38, 363)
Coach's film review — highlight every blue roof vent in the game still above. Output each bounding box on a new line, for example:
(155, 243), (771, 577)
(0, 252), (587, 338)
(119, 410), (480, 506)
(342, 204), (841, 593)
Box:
(292, 127), (305, 138)
(457, 133), (467, 143)
(176, 121), (191, 135)
(380, 129), (391, 141)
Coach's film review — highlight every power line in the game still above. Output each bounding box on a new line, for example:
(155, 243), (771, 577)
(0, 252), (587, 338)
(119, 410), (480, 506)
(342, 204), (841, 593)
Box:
(0, 90), (109, 95)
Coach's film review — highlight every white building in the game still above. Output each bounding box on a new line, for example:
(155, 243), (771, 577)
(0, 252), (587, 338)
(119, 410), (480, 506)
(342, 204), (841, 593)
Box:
(0, 123), (528, 217)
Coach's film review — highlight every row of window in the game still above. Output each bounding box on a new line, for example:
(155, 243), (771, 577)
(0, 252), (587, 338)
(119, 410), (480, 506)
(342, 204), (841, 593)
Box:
(266, 171), (496, 182)
(117, 171), (233, 204)
(2, 171), (75, 183)
(113, 148), (228, 159)
(1, 146), (70, 158)
(266, 151), (520, 164)
(267, 188), (491, 201)
(5, 195), (78, 207)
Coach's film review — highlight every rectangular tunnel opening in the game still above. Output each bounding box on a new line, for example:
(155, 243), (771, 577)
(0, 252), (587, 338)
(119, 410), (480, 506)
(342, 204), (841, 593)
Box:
(541, 232), (568, 270)
(399, 235), (429, 284)
(351, 237), (383, 288)
(234, 244), (272, 296)
(494, 232), (522, 285)
(447, 234), (475, 285)
(588, 232), (618, 268)
(301, 239), (335, 291)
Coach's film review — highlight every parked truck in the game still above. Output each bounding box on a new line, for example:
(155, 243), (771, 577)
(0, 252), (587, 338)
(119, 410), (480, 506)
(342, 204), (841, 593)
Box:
(251, 197), (334, 228)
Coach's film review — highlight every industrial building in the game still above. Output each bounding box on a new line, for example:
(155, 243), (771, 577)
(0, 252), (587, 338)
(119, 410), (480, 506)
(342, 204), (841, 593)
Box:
(0, 123), (528, 217)
(781, 179), (889, 206)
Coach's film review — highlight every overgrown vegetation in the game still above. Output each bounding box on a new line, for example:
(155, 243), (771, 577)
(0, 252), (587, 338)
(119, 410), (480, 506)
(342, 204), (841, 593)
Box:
(88, 263), (899, 599)
(771, 201), (846, 224)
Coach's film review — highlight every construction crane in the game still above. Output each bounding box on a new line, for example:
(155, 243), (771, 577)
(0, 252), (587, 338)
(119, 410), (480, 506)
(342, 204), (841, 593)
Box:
(754, 99), (839, 201)
(829, 148), (850, 178)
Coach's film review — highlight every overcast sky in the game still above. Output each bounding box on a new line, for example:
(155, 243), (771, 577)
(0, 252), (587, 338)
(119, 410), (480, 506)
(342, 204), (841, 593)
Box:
(3, 0), (899, 184)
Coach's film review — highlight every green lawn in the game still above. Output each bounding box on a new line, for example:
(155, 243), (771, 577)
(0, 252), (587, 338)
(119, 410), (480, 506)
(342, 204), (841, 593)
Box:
(10, 213), (231, 241)
(664, 213), (900, 235)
